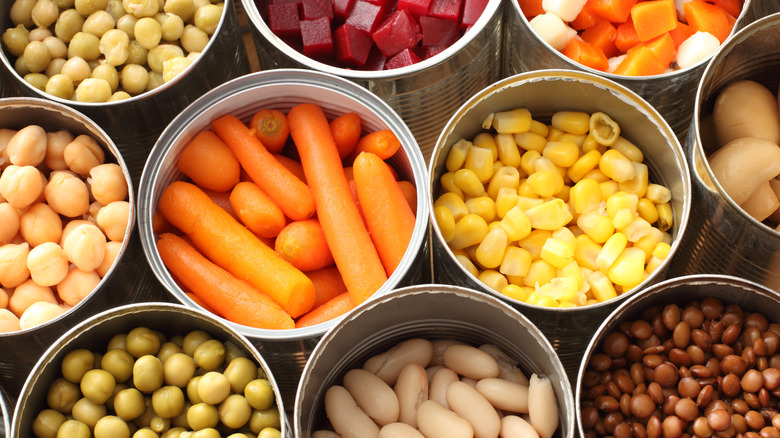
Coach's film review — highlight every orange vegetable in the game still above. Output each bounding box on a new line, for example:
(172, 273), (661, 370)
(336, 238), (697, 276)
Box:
(683, 0), (736, 43)
(630, 0), (677, 42)
(212, 114), (316, 221)
(708, 0), (742, 19)
(249, 109), (289, 154)
(273, 153), (307, 184)
(229, 181), (287, 239)
(668, 21), (695, 48)
(159, 181), (316, 318)
(177, 130), (241, 192)
(517, 0), (545, 18)
(157, 233), (295, 329)
(397, 180), (418, 211)
(613, 45), (666, 76)
(295, 292), (354, 328)
(353, 152), (416, 276)
(347, 178), (369, 229)
(563, 38), (609, 72)
(330, 112), (362, 159)
(638, 32), (676, 67)
(571, 4), (598, 31)
(587, 0), (637, 23)
(287, 103), (387, 305)
(581, 18), (619, 58)
(615, 19), (641, 53)
(186, 292), (219, 315)
(275, 219), (335, 272)
(346, 129), (402, 163)
(308, 266), (348, 309)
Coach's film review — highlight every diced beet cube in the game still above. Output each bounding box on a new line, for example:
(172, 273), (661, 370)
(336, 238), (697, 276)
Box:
(420, 15), (459, 47)
(333, 0), (355, 18)
(268, 3), (301, 37)
(346, 0), (388, 33)
(371, 9), (421, 58)
(302, 0), (333, 21)
(398, 0), (432, 17)
(364, 0), (393, 7)
(300, 17), (333, 57)
(461, 0), (488, 29)
(385, 48), (421, 69)
(428, 0), (462, 22)
(419, 44), (446, 59)
(363, 46), (387, 70)
(333, 23), (372, 66)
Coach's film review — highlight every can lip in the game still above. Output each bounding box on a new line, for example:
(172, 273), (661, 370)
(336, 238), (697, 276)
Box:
(138, 68), (430, 341)
(241, 0), (503, 79)
(0, 96), (137, 336)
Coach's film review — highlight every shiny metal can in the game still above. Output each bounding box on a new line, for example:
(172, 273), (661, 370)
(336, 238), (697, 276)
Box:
(11, 302), (289, 438)
(295, 284), (576, 438)
(429, 69), (691, 381)
(138, 68), (431, 409)
(0, 390), (8, 438)
(241, 0), (504, 162)
(672, 13), (780, 290)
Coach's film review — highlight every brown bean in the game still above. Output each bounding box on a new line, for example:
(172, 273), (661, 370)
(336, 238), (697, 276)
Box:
(697, 384), (714, 408)
(605, 380), (621, 399)
(668, 348), (691, 367)
(700, 297), (724, 320)
(692, 329), (711, 351)
(661, 394), (679, 416)
(722, 324), (743, 345)
(742, 369), (764, 393)
(603, 411), (624, 434)
(663, 305), (681, 331)
(661, 415), (683, 438)
(687, 344), (706, 365)
(710, 320), (725, 344)
(619, 393), (631, 417)
(631, 362), (645, 385)
(744, 391), (761, 409)
(672, 322), (691, 349)
(690, 365), (712, 378)
(613, 422), (632, 438)
(583, 370), (600, 388)
(744, 326), (764, 349)
(746, 313), (769, 332)
(614, 372), (635, 394)
(589, 353), (612, 371)
(746, 410), (766, 430)
(647, 382), (664, 405)
(644, 355), (664, 368)
(586, 384), (605, 400)
(674, 397), (698, 422)
(760, 426), (780, 438)
(762, 368), (780, 390)
(744, 346), (758, 368)
(646, 415), (661, 438)
(683, 306), (705, 329)
(692, 417), (713, 437)
(653, 363), (679, 388)
(603, 332), (629, 358)
(629, 393), (655, 418)
(595, 395), (620, 412)
(763, 332), (779, 356)
(732, 399), (749, 415)
(708, 409), (732, 431)
(678, 376), (701, 399)
(722, 355), (748, 375)
(722, 373), (741, 398)
(581, 406), (599, 430)
(652, 314), (668, 338)
(631, 320), (653, 340)
(627, 344), (643, 362)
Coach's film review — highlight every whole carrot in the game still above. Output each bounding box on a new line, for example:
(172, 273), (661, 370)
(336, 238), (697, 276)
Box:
(157, 233), (295, 329)
(287, 103), (387, 304)
(229, 181), (287, 239)
(158, 181), (315, 318)
(295, 292), (354, 328)
(330, 112), (362, 159)
(273, 153), (307, 184)
(307, 266), (347, 309)
(211, 114), (316, 221)
(275, 219), (334, 272)
(346, 129), (401, 163)
(353, 152), (417, 275)
(397, 180), (418, 211)
(249, 108), (289, 153)
(177, 130), (241, 192)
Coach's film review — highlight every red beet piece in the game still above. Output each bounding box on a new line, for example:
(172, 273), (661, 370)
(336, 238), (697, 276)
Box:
(428, 0), (462, 21)
(333, 0), (355, 18)
(346, 0), (388, 33)
(333, 22), (373, 66)
(268, 3), (301, 37)
(420, 15), (460, 47)
(397, 0), (432, 16)
(365, 0), (394, 7)
(300, 17), (333, 57)
(371, 9), (421, 58)
(363, 46), (387, 70)
(419, 44), (446, 59)
(384, 47), (421, 69)
(461, 0), (488, 28)
(302, 0), (333, 20)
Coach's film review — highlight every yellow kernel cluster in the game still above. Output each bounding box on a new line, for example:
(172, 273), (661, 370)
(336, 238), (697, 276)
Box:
(434, 109), (675, 308)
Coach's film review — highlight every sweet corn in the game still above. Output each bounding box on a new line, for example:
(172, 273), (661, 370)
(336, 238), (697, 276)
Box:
(574, 234), (602, 271)
(588, 271), (617, 302)
(596, 232), (628, 272)
(492, 108), (532, 134)
(495, 133), (522, 168)
(532, 295), (560, 308)
(623, 217), (652, 242)
(567, 150), (601, 183)
(583, 169), (610, 183)
(551, 110), (590, 135)
(476, 227), (509, 269)
(536, 276), (578, 302)
(541, 237), (574, 268)
(517, 196), (544, 212)
(456, 254), (479, 277)
(495, 187), (520, 218)
(618, 162), (648, 198)
(543, 141), (580, 168)
(558, 133), (587, 148)
(582, 132), (607, 154)
(517, 180), (536, 198)
(656, 202), (673, 232)
(646, 183), (672, 204)
(487, 166), (521, 200)
(478, 269), (508, 292)
(519, 229), (552, 260)
(637, 197), (659, 224)
(465, 145), (494, 184)
(440, 172), (464, 198)
(547, 127), (565, 141)
(472, 132), (499, 161)
(559, 260), (584, 290)
(523, 259), (556, 288)
(589, 111), (620, 146)
(611, 136), (644, 162)
(534, 155), (567, 180)
(499, 245), (533, 277)
(608, 247), (645, 287)
(529, 119), (549, 137)
(612, 208), (633, 230)
(434, 205), (456, 242)
(599, 149), (636, 183)
(652, 241), (671, 259)
(454, 168), (486, 198)
(520, 150), (541, 176)
(500, 206), (532, 241)
(449, 214), (489, 250)
(558, 300), (578, 308)
(606, 192), (638, 219)
(465, 197), (497, 223)
(552, 226), (577, 248)
(488, 221), (502, 231)
(527, 170), (561, 198)
(570, 178), (602, 214)
(446, 139), (472, 172)
(493, 160), (505, 176)
(577, 202), (615, 243)
(481, 113), (494, 130)
(514, 131), (547, 153)
(525, 198), (573, 231)
(645, 256), (664, 274)
(434, 192), (469, 221)
(502, 284), (529, 302)
(634, 227), (663, 262)
(557, 185), (571, 203)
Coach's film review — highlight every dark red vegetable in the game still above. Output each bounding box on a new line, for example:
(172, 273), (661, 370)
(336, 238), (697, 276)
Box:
(301, 17), (334, 57)
(334, 22), (373, 65)
(371, 9), (421, 57)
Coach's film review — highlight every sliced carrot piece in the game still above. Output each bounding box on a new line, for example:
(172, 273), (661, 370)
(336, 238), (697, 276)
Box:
(707, 0), (743, 18)
(615, 19), (640, 53)
(517, 0), (545, 18)
(613, 46), (666, 76)
(562, 38), (609, 71)
(587, 0), (637, 23)
(668, 20), (695, 49)
(631, 0), (678, 42)
(571, 4), (598, 31)
(581, 18), (619, 58)
(637, 32), (676, 68)
(684, 0), (736, 43)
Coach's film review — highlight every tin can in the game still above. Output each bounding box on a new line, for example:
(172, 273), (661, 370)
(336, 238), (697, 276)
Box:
(671, 13), (780, 291)
(0, 63), (19, 98)
(295, 284), (576, 438)
(0, 0), (251, 188)
(241, 0), (504, 162)
(138, 68), (431, 409)
(503, 0), (758, 141)
(10, 302), (289, 438)
(0, 97), (139, 401)
(576, 274), (780, 437)
(429, 70), (692, 382)
(0, 390), (8, 438)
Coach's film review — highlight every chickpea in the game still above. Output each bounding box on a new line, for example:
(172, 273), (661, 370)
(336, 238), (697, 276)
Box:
(193, 4), (220, 35)
(72, 396), (108, 429)
(91, 64), (120, 92)
(95, 201), (129, 242)
(196, 371), (230, 405)
(20, 203), (63, 247)
(60, 56), (92, 84)
(134, 354), (164, 393)
(135, 17), (162, 49)
(134, 429), (160, 438)
(74, 77), (112, 102)
(32, 0), (59, 28)
(42, 36), (68, 59)
(88, 163), (128, 205)
(100, 29), (131, 66)
(146, 70), (164, 91)
(124, 0), (160, 17)
(180, 25), (207, 53)
(162, 56), (191, 82)
(44, 131), (73, 171)
(27, 241), (70, 286)
(68, 32), (101, 60)
(8, 125), (46, 166)
(0, 242), (31, 288)
(75, 0), (109, 16)
(94, 240), (120, 277)
(157, 13), (183, 41)
(0, 165), (44, 209)
(162, 353), (195, 388)
(19, 300), (65, 330)
(83, 10), (117, 38)
(10, 0), (35, 27)
(109, 91), (132, 101)
(29, 27), (53, 42)
(45, 74), (75, 100)
(23, 73), (48, 91)
(56, 267), (101, 306)
(62, 223), (106, 271)
(0, 308), (21, 333)
(54, 9), (85, 43)
(257, 428), (282, 438)
(186, 402), (218, 430)
(126, 39), (148, 65)
(64, 134), (105, 176)
(23, 40), (52, 73)
(116, 14), (138, 39)
(14, 55), (31, 76)
(33, 409), (67, 438)
(81, 368), (117, 404)
(120, 63), (149, 95)
(193, 339), (225, 371)
(3, 24), (30, 56)
(0, 202), (20, 244)
(163, 0), (195, 22)
(9, 278), (58, 317)
(45, 170), (90, 217)
(0, 286), (7, 308)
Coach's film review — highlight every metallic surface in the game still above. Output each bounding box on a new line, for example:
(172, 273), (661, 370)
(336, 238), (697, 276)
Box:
(428, 70), (691, 382)
(138, 69), (431, 410)
(241, 0), (504, 162)
(295, 284), (576, 438)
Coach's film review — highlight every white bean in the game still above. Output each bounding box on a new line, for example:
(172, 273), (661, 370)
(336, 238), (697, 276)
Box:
(393, 363), (427, 428)
(446, 380), (500, 438)
(363, 338), (433, 385)
(479, 344), (529, 385)
(324, 385), (380, 438)
(416, 400), (473, 438)
(379, 422), (425, 438)
(527, 374), (559, 438)
(430, 339), (465, 366)
(500, 415), (540, 438)
(428, 367), (458, 409)
(475, 378), (529, 413)
(442, 344), (500, 380)
(343, 369), (399, 427)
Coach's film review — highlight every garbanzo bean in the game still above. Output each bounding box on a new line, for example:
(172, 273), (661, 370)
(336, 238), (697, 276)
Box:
(27, 241), (69, 286)
(96, 200), (130, 241)
(68, 31), (101, 60)
(56, 267), (101, 306)
(147, 43), (182, 72)
(0, 202), (20, 244)
(89, 163), (128, 204)
(120, 63), (149, 95)
(124, 0), (160, 17)
(134, 16), (161, 49)
(33, 408), (67, 438)
(10, 0), (35, 27)
(115, 13), (137, 38)
(179, 24), (206, 53)
(45, 73), (75, 99)
(8, 124), (46, 166)
(83, 10), (116, 37)
(74, 77), (113, 102)
(42, 35), (68, 59)
(108, 90), (132, 101)
(24, 72), (48, 90)
(157, 13), (184, 41)
(0, 242), (31, 288)
(20, 203), (63, 247)
(3, 24), (29, 56)
(106, 0), (125, 18)
(75, 0), (108, 16)
(162, 56), (190, 82)
(0, 165), (44, 209)
(163, 0), (194, 21)
(62, 222), (106, 271)
(192, 3), (219, 35)
(32, 0), (59, 27)
(60, 56), (92, 83)
(54, 9), (85, 42)
(64, 134), (105, 176)
(91, 63), (120, 91)
(22, 40), (51, 73)
(8, 279), (58, 318)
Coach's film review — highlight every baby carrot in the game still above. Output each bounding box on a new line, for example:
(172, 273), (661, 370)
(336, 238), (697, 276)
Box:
(397, 180), (418, 211)
(186, 292), (219, 315)
(229, 181), (287, 239)
(202, 188), (237, 220)
(295, 292), (354, 328)
(307, 266), (348, 308)
(346, 129), (401, 163)
(177, 130), (241, 192)
(249, 108), (289, 153)
(159, 181), (316, 317)
(157, 233), (295, 329)
(273, 153), (307, 184)
(211, 114), (316, 221)
(330, 112), (362, 159)
(275, 219), (334, 272)
(347, 178), (368, 229)
(353, 152), (416, 275)
(287, 103), (387, 304)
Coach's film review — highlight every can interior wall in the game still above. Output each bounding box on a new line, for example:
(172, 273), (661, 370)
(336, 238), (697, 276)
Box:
(295, 284), (576, 438)
(672, 13), (780, 291)
(241, 0), (504, 162)
(429, 70), (691, 382)
(0, 390), (8, 438)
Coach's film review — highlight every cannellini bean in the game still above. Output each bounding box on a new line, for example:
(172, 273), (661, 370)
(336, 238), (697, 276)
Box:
(442, 344), (500, 379)
(416, 400), (473, 438)
(312, 431), (342, 438)
(89, 163), (128, 205)
(57, 267), (100, 306)
(428, 367), (459, 409)
(447, 380), (501, 438)
(713, 80), (780, 146)
(0, 308), (21, 333)
(324, 385), (380, 438)
(62, 223), (106, 271)
(7, 124), (47, 166)
(479, 344), (529, 385)
(475, 378), (529, 413)
(708, 137), (780, 205)
(8, 278), (58, 317)
(0, 242), (31, 288)
(379, 422), (425, 438)
(343, 368), (399, 426)
(0, 202), (20, 244)
(528, 374), (559, 438)
(27, 241), (70, 286)
(363, 338), (433, 385)
(394, 363), (427, 428)
(45, 170), (90, 217)
(430, 339), (464, 366)
(19, 300), (64, 330)
(0, 165), (44, 209)
(96, 240), (122, 277)
(63, 135), (105, 176)
(425, 365), (444, 382)
(461, 376), (478, 388)
(740, 181), (780, 222)
(500, 415), (540, 438)
(96, 200), (130, 241)
(20, 202), (63, 247)
(46, 130), (75, 171)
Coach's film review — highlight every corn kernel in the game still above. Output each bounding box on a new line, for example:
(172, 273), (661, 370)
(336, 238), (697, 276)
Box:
(583, 169), (610, 183)
(574, 234), (602, 271)
(645, 256), (664, 274)
(585, 298), (600, 306)
(634, 227), (663, 262)
(611, 136), (644, 162)
(547, 127), (565, 141)
(520, 150), (541, 176)
(517, 180), (536, 198)
(478, 269), (508, 292)
(493, 160), (505, 176)
(569, 224), (584, 237)
(652, 241), (671, 259)
(472, 132), (499, 161)
(502, 284), (529, 302)
(559, 133), (587, 148)
(577, 202), (615, 243)
(529, 120), (549, 137)
(434, 205), (456, 242)
(618, 162), (648, 198)
(446, 139), (472, 172)
(527, 170), (561, 198)
(599, 180), (619, 200)
(524, 259), (556, 288)
(570, 178), (602, 214)
(434, 192), (469, 221)
(558, 300), (577, 308)
(525, 198), (573, 230)
(534, 155), (567, 180)
(514, 131), (547, 153)
(543, 141), (580, 168)
(536, 276), (578, 302)
(541, 237), (574, 268)
(646, 183), (672, 204)
(599, 149), (636, 183)
(656, 202), (673, 232)
(552, 226), (577, 248)
(588, 271), (617, 302)
(465, 145), (494, 184)
(608, 247), (646, 287)
(559, 260), (584, 290)
(488, 221), (502, 231)
(567, 150), (601, 183)
(661, 230), (672, 244)
(519, 229), (552, 260)
(535, 296), (559, 308)
(492, 108), (532, 134)
(499, 245), (533, 277)
(589, 111), (620, 146)
(476, 227), (509, 269)
(465, 196), (497, 223)
(454, 168), (486, 198)
(606, 192), (638, 218)
(582, 132), (607, 154)
(596, 232), (628, 271)
(551, 111), (590, 135)
(623, 216), (652, 242)
(481, 113), (494, 130)
(440, 172), (464, 198)
(612, 208), (633, 230)
(516, 196), (544, 212)
(495, 133), (522, 168)
(637, 198), (659, 224)
(456, 254), (479, 277)
(500, 206), (532, 241)
(487, 166), (521, 200)
(495, 187), (520, 218)
(449, 213), (489, 250)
